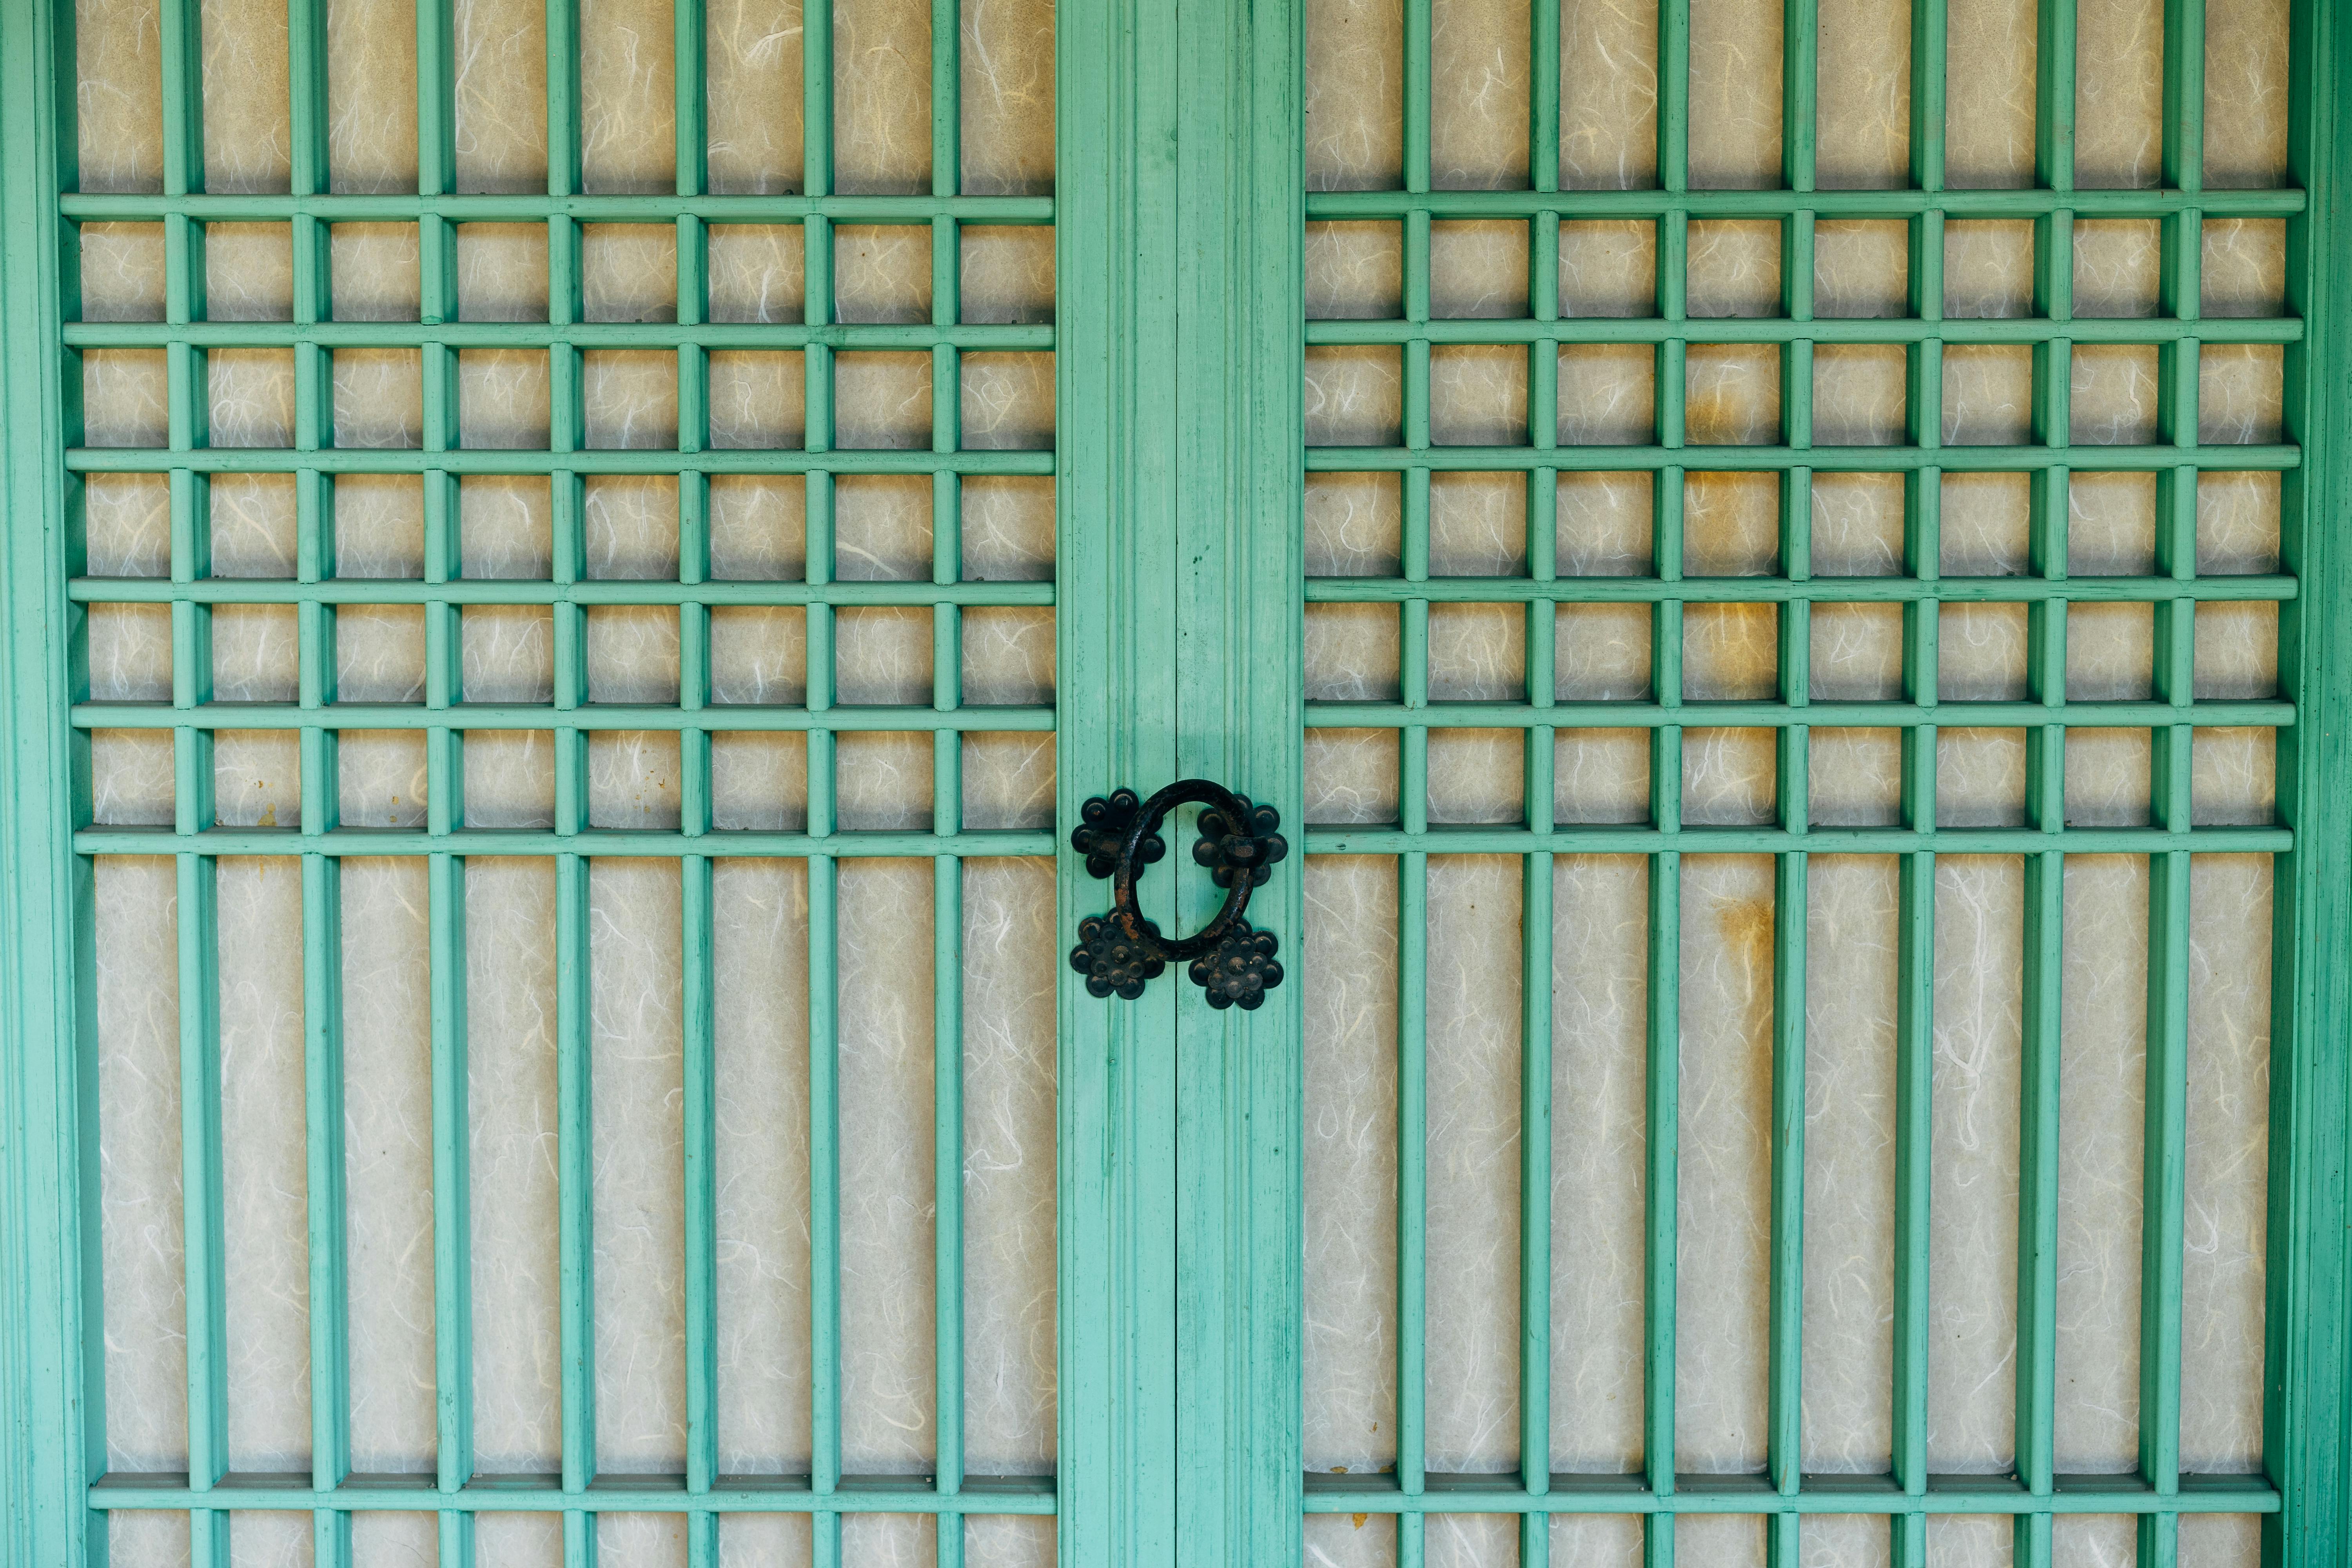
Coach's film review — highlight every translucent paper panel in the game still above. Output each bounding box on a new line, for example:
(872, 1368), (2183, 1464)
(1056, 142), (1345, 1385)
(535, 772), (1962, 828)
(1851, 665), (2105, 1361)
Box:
(1299, 4), (2284, 1563)
(83, 0), (1058, 1547)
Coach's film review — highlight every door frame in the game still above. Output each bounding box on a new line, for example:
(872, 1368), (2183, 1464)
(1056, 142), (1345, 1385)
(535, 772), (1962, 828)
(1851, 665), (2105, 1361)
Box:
(6, 2), (2352, 1566)
(1054, 0), (1304, 1563)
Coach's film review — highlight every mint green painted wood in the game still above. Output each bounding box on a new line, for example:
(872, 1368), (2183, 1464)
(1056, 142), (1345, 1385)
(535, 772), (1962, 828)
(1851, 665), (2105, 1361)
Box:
(555, 852), (595, 1501)
(2013, 846), (2062, 1549)
(1053, 0), (1183, 1559)
(1766, 846), (1806, 1508)
(68, 703), (1054, 731)
(62, 1469), (2272, 1516)
(426, 852), (474, 1504)
(2, 1), (2350, 1564)
(64, 448), (1034, 476)
(403, 23), (481, 1532)
(1642, 847), (1679, 1568)
(58, 193), (1055, 222)
(799, 25), (845, 1555)
(1770, 34), (1817, 1542)
(675, 15), (721, 1535)
(1303, 188), (2302, 218)
(1165, 7), (1306, 1552)
(69, 578), (1054, 606)
(806, 849), (841, 1510)
(932, 852), (965, 1500)
(1305, 313), (2291, 345)
(1303, 442), (2296, 471)
(63, 322), (1051, 348)
(1055, 3), (1305, 1565)
(928, 42), (971, 1526)
(71, 828), (1055, 856)
(0, 5), (100, 1564)
(1303, 576), (2294, 602)
(87, 1479), (1056, 1512)
(2016, 28), (2071, 1558)
(1521, 324), (1557, 1528)
(14, 0), (1057, 1552)
(1529, 0), (1559, 197)
(1396, 24), (1434, 1536)
(1888, 849), (1933, 1568)
(2140, 64), (2208, 1566)
(681, 855), (719, 1497)
(58, 822), (2292, 855)
(1519, 849), (1553, 1488)
(1887, 333), (1938, 1567)
(1296, 1478), (2282, 1514)
(1782, 0), (1817, 195)
(2266, 8), (2352, 1568)
(545, 20), (598, 1540)
(1288, 0), (2344, 1563)
(1294, 700), (2292, 728)
(290, 11), (354, 1554)
(301, 846), (349, 1492)
(162, 0), (227, 1524)
(1643, 128), (1686, 1552)
(1397, 849), (1428, 1507)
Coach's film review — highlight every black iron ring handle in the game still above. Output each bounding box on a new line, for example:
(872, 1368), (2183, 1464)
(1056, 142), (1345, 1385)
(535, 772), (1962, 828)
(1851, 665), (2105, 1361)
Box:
(1067, 779), (1288, 1009)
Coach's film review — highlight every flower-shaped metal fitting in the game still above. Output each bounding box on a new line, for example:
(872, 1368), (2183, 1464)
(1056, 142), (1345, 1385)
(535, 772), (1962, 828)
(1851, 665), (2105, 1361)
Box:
(1069, 912), (1167, 1000)
(1193, 799), (1287, 889)
(1187, 922), (1283, 1010)
(1069, 778), (1286, 1004)
(1071, 788), (1165, 881)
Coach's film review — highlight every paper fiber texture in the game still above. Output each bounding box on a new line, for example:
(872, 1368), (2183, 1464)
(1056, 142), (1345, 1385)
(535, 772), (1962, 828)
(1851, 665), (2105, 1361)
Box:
(82, 0), (1056, 1563)
(1300, 2), (2281, 1565)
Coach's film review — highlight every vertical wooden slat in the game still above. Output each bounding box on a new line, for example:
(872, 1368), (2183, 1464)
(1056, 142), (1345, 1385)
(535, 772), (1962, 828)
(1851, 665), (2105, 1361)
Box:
(1909, 0), (1948, 194)
(175, 848), (227, 1568)
(1403, 0), (1430, 198)
(304, 840), (352, 1568)
(2162, 0), (2205, 196)
(1659, 0), (1690, 196)
(1521, 141), (1558, 1539)
(1889, 849), (1935, 1568)
(427, 850), (474, 1486)
(2036, 0), (2078, 195)
(673, 16), (719, 1538)
(1529, 0), (1559, 197)
(1784, 0), (1819, 195)
(1394, 53), (1434, 1541)
(546, 0), (592, 1512)
(2140, 73), (2205, 1541)
(1891, 237), (1937, 1563)
(2021, 297), (2068, 1568)
(287, 14), (350, 1559)
(929, 31), (968, 1524)
(2264, 16), (2352, 1568)
(555, 847), (594, 1503)
(1396, 845), (1428, 1568)
(675, 17), (719, 1553)
(1519, 839), (1553, 1486)
(1643, 849), (1679, 1568)
(157, 13), (226, 1543)
(681, 851), (718, 1553)
(802, 26), (842, 1537)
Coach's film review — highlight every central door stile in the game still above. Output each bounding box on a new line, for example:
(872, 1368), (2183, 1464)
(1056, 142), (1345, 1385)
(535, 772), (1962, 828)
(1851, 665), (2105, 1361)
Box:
(1058, 1), (1304, 1564)
(1169, 0), (1307, 1565)
(1056, 1), (1184, 1565)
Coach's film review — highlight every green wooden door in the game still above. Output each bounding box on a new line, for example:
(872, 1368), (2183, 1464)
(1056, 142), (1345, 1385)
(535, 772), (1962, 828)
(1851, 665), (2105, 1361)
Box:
(6, 2), (2352, 1568)
(1054, 3), (1303, 1564)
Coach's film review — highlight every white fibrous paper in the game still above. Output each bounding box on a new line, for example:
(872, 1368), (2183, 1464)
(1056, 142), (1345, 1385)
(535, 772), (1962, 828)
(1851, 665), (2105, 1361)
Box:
(83, 0), (1058, 1563)
(1300, 1), (2282, 1565)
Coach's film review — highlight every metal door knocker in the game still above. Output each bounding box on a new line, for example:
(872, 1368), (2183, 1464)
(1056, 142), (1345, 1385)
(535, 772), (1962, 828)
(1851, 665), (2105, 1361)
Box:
(1068, 780), (1288, 1009)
